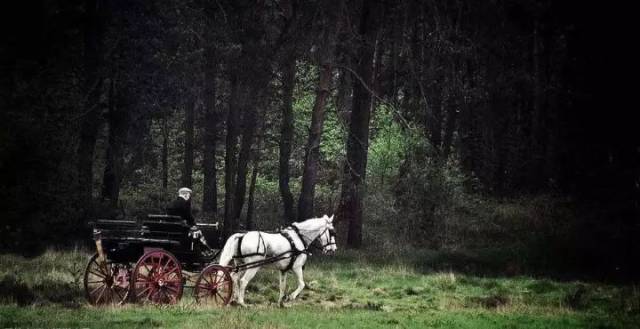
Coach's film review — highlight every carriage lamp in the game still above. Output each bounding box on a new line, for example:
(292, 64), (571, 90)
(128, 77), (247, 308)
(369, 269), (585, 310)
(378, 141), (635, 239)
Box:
(92, 228), (102, 240)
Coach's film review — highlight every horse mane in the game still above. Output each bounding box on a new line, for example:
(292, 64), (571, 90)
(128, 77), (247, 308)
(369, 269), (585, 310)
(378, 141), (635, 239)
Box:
(291, 216), (327, 240)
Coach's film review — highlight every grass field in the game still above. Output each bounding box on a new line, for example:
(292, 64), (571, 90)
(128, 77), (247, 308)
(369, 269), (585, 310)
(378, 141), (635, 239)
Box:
(1, 249), (638, 328)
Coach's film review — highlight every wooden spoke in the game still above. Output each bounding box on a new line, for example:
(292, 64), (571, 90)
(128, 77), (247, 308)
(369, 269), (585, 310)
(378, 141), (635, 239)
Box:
(194, 265), (232, 306)
(84, 253), (130, 306)
(131, 250), (183, 305)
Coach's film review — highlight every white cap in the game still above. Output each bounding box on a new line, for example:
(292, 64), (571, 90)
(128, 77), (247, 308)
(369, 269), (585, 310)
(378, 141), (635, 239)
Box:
(178, 187), (192, 195)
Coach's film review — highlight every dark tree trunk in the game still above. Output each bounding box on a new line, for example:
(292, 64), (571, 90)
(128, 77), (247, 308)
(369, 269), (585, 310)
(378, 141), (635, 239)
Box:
(429, 90), (443, 150)
(297, 8), (338, 221)
(76, 0), (104, 209)
(338, 0), (381, 248)
(442, 90), (458, 158)
(181, 100), (194, 188)
(336, 66), (353, 125)
(278, 56), (296, 223)
(297, 57), (333, 221)
(246, 148), (261, 231)
(161, 116), (168, 190)
(223, 74), (241, 237)
(202, 44), (218, 215)
(233, 93), (258, 223)
(101, 80), (129, 209)
(77, 103), (102, 201)
(530, 18), (546, 188)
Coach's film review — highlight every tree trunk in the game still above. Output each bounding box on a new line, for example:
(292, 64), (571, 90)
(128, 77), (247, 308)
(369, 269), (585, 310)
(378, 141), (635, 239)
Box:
(223, 74), (241, 238)
(338, 0), (381, 248)
(429, 89), (443, 150)
(161, 116), (168, 190)
(336, 66), (353, 125)
(181, 100), (194, 188)
(202, 44), (218, 215)
(77, 102), (102, 201)
(246, 148), (261, 230)
(442, 89), (458, 158)
(233, 92), (258, 223)
(76, 0), (104, 209)
(530, 18), (545, 188)
(297, 8), (338, 221)
(101, 79), (129, 209)
(278, 56), (296, 223)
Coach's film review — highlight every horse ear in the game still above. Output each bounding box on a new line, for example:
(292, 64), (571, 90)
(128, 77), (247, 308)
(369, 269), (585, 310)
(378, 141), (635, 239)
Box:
(328, 214), (334, 222)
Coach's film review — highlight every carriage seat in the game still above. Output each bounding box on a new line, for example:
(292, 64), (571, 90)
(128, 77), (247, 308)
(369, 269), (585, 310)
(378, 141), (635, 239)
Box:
(146, 214), (186, 223)
(142, 214), (189, 241)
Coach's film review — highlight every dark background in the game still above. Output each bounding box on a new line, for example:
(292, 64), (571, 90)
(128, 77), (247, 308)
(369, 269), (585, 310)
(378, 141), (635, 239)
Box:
(0, 0), (637, 281)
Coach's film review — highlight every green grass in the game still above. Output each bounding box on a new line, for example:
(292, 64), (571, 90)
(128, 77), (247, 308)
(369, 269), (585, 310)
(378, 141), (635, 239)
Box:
(1, 249), (638, 328)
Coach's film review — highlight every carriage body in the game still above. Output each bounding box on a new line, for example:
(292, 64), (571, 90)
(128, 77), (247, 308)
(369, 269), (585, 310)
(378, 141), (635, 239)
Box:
(84, 215), (232, 306)
(91, 216), (221, 268)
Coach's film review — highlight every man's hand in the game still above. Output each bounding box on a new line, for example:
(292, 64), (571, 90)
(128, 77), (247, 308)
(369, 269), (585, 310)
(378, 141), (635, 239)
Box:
(189, 226), (203, 239)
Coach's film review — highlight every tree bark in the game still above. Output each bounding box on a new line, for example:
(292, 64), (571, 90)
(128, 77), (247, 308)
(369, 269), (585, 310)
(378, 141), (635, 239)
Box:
(202, 43), (218, 215)
(223, 74), (241, 238)
(101, 79), (129, 209)
(278, 56), (296, 223)
(336, 66), (353, 125)
(233, 93), (258, 223)
(442, 88), (458, 158)
(181, 100), (194, 188)
(429, 89), (443, 150)
(76, 0), (104, 209)
(530, 18), (545, 188)
(246, 148), (261, 230)
(297, 6), (339, 221)
(338, 0), (381, 248)
(161, 116), (168, 190)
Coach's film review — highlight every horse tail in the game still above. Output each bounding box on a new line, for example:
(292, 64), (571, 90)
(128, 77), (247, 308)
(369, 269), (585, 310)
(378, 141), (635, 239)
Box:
(218, 233), (244, 267)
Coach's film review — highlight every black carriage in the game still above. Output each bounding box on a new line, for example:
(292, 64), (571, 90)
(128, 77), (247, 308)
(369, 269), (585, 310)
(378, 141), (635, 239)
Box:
(84, 215), (233, 306)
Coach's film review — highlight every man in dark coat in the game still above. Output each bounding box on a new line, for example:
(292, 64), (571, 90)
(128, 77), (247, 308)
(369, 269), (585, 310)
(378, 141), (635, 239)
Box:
(166, 187), (195, 226)
(167, 187), (213, 255)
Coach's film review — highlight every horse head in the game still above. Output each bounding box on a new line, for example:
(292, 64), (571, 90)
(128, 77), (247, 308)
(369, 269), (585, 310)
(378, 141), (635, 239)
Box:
(318, 214), (337, 254)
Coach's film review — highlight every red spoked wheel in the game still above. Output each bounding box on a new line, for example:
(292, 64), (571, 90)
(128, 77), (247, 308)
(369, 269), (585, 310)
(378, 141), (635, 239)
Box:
(131, 250), (183, 304)
(84, 253), (130, 305)
(194, 264), (233, 306)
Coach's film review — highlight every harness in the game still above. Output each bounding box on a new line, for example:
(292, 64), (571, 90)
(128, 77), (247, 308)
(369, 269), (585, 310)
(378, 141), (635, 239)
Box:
(280, 225), (309, 273)
(233, 232), (267, 259)
(230, 224), (335, 274)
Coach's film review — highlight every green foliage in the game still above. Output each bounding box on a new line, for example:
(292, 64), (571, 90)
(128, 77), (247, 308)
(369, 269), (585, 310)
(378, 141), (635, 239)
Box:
(367, 104), (419, 184)
(292, 62), (346, 166)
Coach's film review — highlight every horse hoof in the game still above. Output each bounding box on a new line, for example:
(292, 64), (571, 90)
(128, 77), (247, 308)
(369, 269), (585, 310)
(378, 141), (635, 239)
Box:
(230, 300), (246, 307)
(279, 302), (291, 308)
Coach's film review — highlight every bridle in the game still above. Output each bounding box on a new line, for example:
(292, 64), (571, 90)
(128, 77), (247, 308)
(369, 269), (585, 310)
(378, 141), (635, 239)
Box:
(308, 226), (336, 252)
(289, 223), (336, 253)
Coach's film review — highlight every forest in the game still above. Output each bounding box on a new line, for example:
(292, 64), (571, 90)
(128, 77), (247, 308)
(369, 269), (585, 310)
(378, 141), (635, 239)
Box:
(0, 0), (639, 327)
(1, 0), (638, 275)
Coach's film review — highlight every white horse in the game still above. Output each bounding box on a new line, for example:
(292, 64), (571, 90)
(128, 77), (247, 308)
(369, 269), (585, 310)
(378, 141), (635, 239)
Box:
(218, 214), (337, 306)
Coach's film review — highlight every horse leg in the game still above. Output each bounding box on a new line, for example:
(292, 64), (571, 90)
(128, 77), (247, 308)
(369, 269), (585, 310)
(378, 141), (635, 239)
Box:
(278, 271), (288, 306)
(288, 265), (305, 301)
(230, 270), (244, 303)
(237, 267), (260, 306)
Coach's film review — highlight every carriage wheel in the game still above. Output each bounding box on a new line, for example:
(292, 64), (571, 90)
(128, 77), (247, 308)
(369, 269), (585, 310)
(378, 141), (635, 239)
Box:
(131, 250), (183, 304)
(84, 253), (130, 305)
(194, 264), (233, 306)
